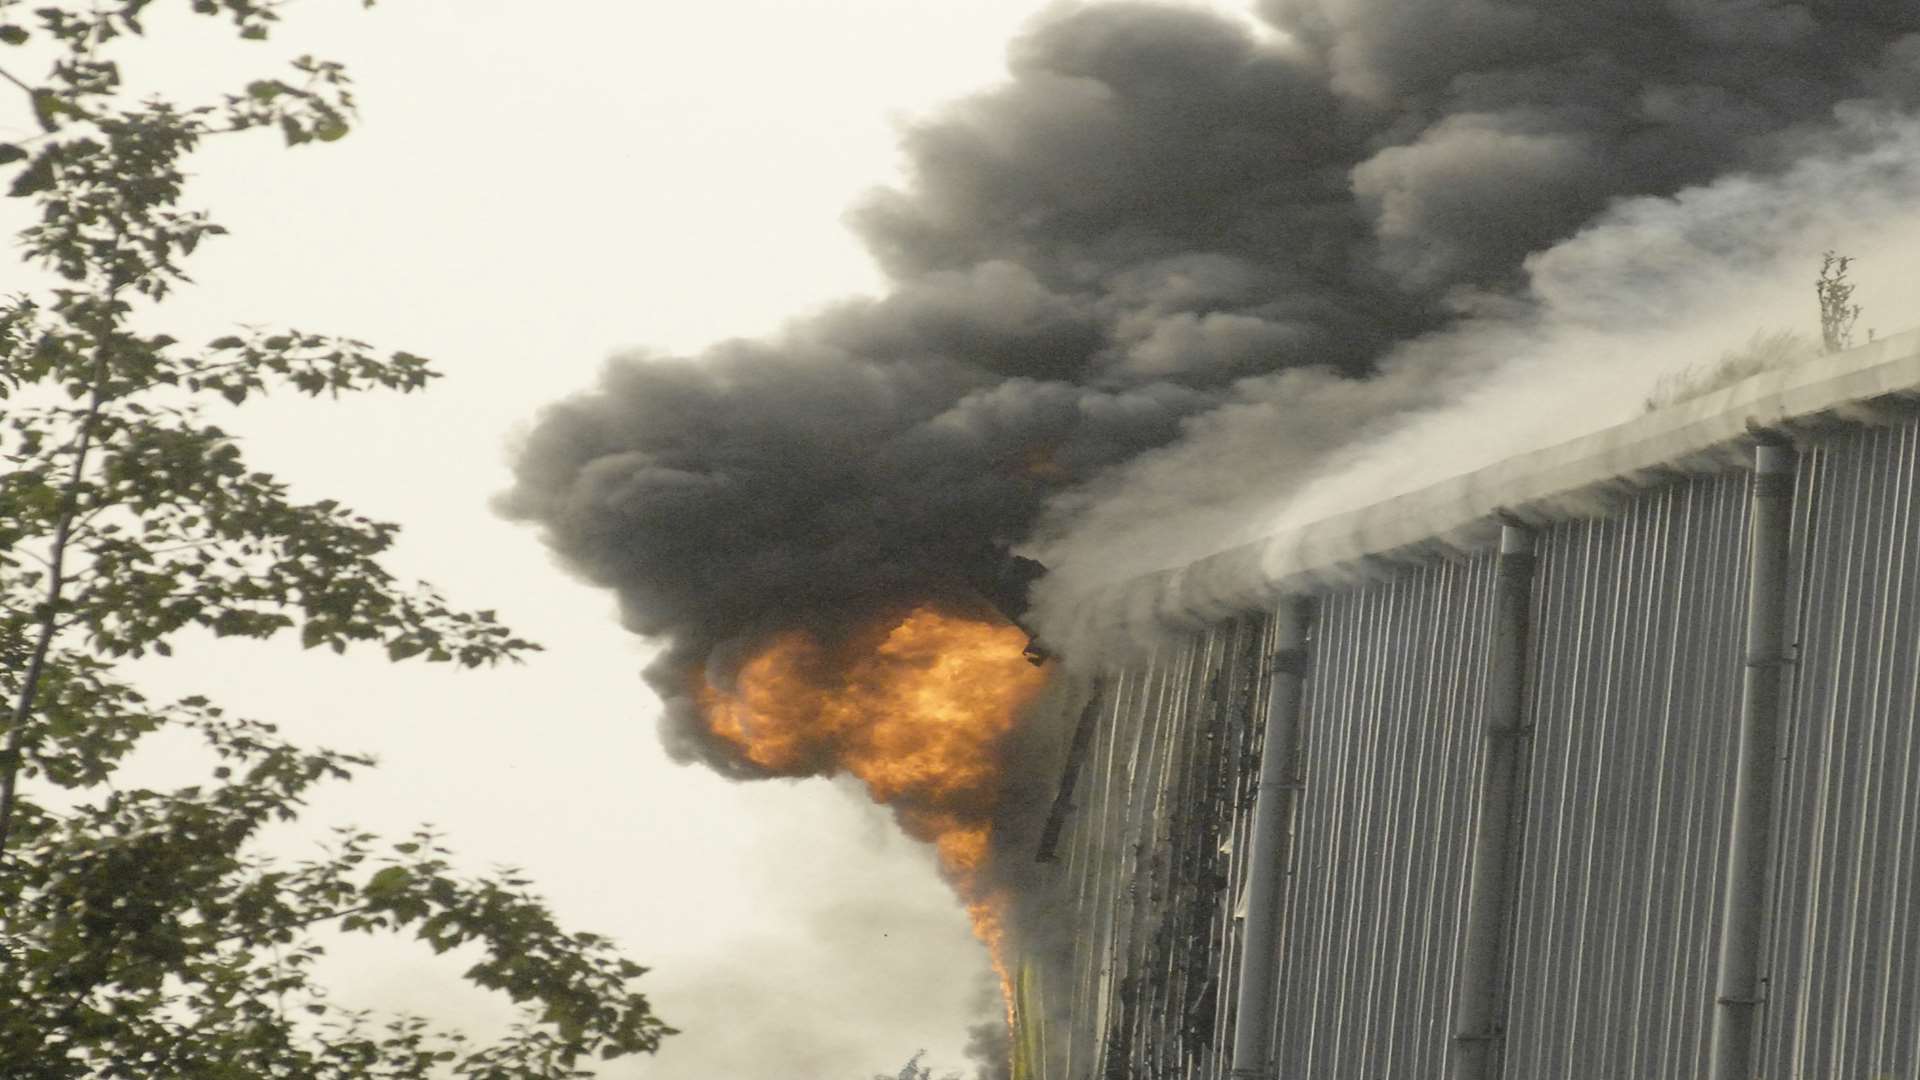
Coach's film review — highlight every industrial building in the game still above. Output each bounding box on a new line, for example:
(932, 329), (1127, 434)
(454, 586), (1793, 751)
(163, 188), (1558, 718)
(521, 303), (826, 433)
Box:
(1016, 329), (1920, 1080)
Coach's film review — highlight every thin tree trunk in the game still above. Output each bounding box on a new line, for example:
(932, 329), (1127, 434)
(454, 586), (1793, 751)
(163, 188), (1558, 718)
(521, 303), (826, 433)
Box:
(0, 347), (112, 861)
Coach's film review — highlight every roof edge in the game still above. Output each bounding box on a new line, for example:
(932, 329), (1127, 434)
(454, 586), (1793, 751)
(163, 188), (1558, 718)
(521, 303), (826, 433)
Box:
(1042, 327), (1920, 659)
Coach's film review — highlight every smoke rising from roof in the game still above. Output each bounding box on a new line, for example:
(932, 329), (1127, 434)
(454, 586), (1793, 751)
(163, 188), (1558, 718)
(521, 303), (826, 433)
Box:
(502, 0), (1919, 768)
(1033, 108), (1920, 657)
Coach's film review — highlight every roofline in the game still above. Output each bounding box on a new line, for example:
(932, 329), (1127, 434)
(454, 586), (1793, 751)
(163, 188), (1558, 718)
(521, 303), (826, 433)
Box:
(1045, 327), (1920, 655)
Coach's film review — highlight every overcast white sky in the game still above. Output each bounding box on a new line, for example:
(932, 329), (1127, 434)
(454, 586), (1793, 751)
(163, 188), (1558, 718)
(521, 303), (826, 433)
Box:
(0, 1), (1240, 1077)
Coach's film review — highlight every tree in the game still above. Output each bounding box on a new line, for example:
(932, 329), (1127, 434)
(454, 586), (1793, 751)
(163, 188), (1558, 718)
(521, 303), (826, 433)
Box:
(0, 2), (672, 1075)
(1816, 250), (1863, 354)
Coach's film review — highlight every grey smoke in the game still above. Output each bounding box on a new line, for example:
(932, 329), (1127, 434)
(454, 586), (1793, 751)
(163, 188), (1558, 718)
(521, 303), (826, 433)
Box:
(503, 0), (1920, 769)
(963, 1017), (1013, 1080)
(1035, 110), (1920, 656)
(640, 898), (989, 1080)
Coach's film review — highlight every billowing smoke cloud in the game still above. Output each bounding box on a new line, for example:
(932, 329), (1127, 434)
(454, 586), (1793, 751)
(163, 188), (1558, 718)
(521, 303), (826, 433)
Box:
(503, 2), (1919, 761)
(1034, 109), (1920, 656)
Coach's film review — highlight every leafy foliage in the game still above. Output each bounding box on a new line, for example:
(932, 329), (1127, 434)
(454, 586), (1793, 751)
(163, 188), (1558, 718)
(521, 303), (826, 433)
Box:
(1816, 250), (1864, 354)
(0, 2), (671, 1075)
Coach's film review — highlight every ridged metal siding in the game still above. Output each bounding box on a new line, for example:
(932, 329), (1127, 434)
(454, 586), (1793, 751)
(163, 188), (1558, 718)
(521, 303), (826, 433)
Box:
(1037, 414), (1920, 1079)
(1498, 472), (1750, 1078)
(1267, 556), (1495, 1077)
(1761, 418), (1920, 1078)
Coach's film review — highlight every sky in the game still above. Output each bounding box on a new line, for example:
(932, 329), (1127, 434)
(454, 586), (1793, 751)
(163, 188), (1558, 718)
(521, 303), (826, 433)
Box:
(0, 1), (1266, 1076)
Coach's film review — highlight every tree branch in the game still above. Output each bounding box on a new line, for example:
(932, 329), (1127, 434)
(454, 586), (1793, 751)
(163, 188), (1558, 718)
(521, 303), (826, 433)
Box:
(0, 63), (33, 97)
(0, 339), (112, 859)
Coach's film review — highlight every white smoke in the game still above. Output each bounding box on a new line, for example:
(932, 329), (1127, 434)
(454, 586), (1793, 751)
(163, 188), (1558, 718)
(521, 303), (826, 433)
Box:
(1029, 106), (1920, 652)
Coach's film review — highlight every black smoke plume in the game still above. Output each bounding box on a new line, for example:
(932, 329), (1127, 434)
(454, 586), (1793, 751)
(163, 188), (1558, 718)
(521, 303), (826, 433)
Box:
(501, 1), (1920, 772)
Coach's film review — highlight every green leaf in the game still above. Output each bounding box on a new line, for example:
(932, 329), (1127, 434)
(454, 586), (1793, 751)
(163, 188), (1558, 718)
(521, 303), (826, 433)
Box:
(30, 89), (64, 132)
(0, 25), (26, 45)
(0, 144), (25, 166)
(8, 151), (53, 196)
(386, 640), (426, 661)
(365, 866), (411, 898)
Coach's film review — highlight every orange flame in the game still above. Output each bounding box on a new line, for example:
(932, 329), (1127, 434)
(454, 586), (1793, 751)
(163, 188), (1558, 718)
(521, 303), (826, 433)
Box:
(697, 606), (1048, 1018)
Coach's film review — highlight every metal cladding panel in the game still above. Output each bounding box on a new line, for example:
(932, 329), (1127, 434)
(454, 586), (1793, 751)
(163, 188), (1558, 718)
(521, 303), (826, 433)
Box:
(1501, 471), (1750, 1079)
(1056, 659), (1148, 1076)
(1761, 417), (1920, 1078)
(1046, 621), (1268, 1080)
(1271, 555), (1496, 1078)
(1034, 402), (1920, 1077)
(1211, 620), (1271, 1076)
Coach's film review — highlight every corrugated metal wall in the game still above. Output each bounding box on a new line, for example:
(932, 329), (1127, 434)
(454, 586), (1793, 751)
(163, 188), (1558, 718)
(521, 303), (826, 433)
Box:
(1271, 556), (1494, 1078)
(1035, 413), (1920, 1079)
(1502, 472), (1749, 1079)
(1762, 418), (1920, 1079)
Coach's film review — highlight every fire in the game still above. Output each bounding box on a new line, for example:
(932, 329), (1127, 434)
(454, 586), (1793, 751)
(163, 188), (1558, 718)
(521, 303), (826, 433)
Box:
(697, 605), (1049, 1018)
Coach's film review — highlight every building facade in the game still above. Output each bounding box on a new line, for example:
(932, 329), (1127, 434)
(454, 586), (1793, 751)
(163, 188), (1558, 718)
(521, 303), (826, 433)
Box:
(1022, 330), (1920, 1080)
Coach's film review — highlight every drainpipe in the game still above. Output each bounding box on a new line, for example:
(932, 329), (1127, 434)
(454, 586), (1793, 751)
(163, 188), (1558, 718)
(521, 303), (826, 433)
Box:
(1449, 523), (1538, 1080)
(1708, 436), (1797, 1080)
(1229, 597), (1312, 1080)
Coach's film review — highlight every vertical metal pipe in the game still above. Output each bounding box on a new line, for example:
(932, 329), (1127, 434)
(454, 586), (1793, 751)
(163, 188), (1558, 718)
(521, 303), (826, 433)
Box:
(1708, 437), (1797, 1080)
(1229, 597), (1313, 1080)
(1449, 524), (1539, 1080)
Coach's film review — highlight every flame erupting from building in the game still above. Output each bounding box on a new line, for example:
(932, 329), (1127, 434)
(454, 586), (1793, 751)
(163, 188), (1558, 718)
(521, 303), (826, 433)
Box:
(696, 605), (1050, 1016)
